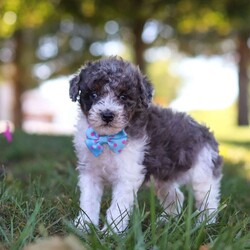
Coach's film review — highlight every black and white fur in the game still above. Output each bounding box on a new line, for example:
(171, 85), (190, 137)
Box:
(70, 57), (223, 233)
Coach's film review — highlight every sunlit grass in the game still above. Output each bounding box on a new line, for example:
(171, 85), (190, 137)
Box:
(191, 104), (250, 178)
(220, 143), (250, 164)
(190, 104), (250, 142)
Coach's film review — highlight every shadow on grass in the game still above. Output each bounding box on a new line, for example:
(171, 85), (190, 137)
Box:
(0, 130), (73, 163)
(220, 139), (250, 149)
(221, 160), (250, 215)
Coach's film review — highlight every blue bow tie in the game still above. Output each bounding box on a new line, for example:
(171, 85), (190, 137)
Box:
(85, 127), (128, 157)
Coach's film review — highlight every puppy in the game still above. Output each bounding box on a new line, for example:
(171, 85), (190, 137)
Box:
(70, 57), (222, 233)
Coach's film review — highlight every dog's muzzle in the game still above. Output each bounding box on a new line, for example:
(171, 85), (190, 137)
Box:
(101, 110), (115, 123)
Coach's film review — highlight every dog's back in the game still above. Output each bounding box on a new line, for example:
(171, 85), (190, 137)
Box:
(142, 105), (223, 181)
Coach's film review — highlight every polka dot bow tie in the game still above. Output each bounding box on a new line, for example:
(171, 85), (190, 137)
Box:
(85, 127), (128, 157)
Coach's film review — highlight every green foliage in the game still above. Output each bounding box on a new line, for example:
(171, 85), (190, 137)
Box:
(0, 0), (56, 37)
(1, 125), (250, 249)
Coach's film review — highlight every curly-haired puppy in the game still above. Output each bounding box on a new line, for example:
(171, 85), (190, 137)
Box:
(70, 57), (222, 233)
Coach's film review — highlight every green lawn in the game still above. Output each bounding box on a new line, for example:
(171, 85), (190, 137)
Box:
(1, 108), (250, 249)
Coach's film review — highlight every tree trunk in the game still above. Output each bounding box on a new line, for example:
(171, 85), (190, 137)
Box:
(12, 30), (24, 129)
(237, 34), (249, 126)
(133, 20), (146, 73)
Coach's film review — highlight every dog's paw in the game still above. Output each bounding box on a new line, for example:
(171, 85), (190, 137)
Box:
(74, 213), (93, 232)
(101, 221), (128, 235)
(156, 214), (169, 225)
(195, 209), (217, 226)
(103, 206), (129, 234)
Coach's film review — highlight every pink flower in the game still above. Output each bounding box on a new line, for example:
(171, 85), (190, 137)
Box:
(2, 124), (12, 143)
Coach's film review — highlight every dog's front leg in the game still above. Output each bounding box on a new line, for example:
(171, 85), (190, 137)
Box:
(105, 183), (136, 233)
(75, 171), (104, 230)
(104, 175), (144, 233)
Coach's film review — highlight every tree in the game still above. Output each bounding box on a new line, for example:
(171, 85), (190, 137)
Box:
(73, 0), (250, 124)
(169, 0), (250, 125)
(0, 1), (100, 127)
(4, 0), (248, 128)
(57, 0), (181, 103)
(223, 0), (250, 125)
(0, 0), (56, 127)
(59, 0), (178, 72)
(237, 32), (249, 125)
(3, 0), (201, 128)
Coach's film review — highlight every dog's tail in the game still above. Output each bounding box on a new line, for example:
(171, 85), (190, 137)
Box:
(212, 154), (223, 179)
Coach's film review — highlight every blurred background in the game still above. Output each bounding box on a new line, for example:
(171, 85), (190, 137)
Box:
(0, 0), (249, 137)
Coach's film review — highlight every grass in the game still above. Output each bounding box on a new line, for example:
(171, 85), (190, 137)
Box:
(1, 107), (250, 249)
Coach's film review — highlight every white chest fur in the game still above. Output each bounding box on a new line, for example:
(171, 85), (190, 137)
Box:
(73, 111), (147, 184)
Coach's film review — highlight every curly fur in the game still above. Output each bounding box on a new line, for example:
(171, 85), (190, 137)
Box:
(70, 56), (223, 233)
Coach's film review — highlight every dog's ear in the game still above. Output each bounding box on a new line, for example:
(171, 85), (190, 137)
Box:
(70, 61), (95, 102)
(137, 69), (154, 109)
(69, 73), (81, 102)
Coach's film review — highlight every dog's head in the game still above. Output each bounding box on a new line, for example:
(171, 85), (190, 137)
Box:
(69, 57), (153, 135)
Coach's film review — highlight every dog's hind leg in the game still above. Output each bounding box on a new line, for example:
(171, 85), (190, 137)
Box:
(191, 146), (222, 224)
(155, 181), (184, 218)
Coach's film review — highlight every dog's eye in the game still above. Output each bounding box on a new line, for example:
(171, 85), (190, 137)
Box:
(119, 95), (127, 101)
(90, 92), (98, 99)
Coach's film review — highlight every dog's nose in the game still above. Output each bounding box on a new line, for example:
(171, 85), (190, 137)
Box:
(101, 110), (115, 123)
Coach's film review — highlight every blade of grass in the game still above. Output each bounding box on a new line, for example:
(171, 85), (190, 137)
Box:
(149, 176), (156, 247)
(184, 186), (193, 250)
(132, 199), (146, 250)
(0, 224), (10, 245)
(12, 199), (43, 250)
